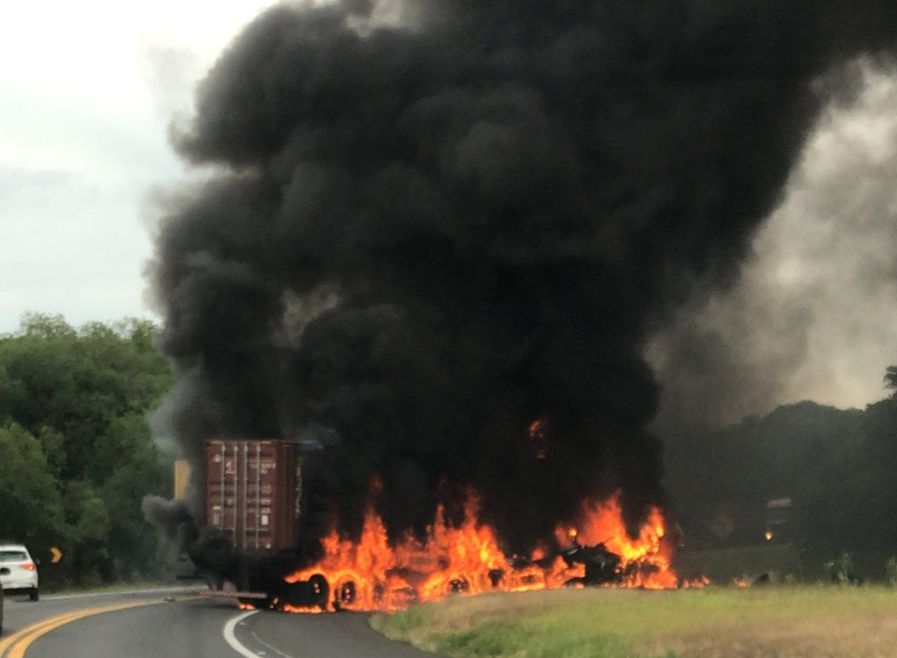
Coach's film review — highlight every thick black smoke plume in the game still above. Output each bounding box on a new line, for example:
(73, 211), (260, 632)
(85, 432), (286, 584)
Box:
(148, 0), (897, 554)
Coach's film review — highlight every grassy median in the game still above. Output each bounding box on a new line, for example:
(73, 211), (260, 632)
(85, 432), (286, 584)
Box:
(371, 586), (897, 658)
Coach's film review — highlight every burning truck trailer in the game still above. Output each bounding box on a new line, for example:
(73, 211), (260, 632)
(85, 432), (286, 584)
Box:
(189, 438), (326, 609)
(189, 438), (690, 614)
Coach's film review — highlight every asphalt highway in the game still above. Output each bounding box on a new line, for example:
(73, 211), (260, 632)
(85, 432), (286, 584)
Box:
(0, 589), (438, 658)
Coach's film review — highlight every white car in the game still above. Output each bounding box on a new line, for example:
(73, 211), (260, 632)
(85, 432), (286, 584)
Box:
(0, 545), (39, 601)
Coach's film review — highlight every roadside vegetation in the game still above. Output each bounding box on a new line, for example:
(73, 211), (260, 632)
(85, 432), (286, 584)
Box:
(666, 375), (897, 583)
(372, 586), (897, 658)
(0, 313), (173, 589)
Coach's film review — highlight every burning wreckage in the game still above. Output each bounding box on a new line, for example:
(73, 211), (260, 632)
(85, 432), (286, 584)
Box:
(142, 0), (897, 615)
(163, 439), (688, 614)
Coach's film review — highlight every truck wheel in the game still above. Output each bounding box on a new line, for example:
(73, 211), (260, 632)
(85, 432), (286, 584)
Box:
(308, 574), (330, 612)
(338, 581), (357, 607)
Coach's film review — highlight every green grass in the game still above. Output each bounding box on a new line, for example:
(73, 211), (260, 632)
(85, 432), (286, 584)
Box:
(371, 586), (897, 658)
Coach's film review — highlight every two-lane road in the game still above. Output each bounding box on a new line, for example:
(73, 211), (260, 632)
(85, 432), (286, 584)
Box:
(1, 587), (198, 634)
(1, 590), (437, 658)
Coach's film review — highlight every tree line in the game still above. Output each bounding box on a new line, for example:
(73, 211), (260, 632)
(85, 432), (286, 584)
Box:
(0, 314), (173, 587)
(665, 369), (897, 579)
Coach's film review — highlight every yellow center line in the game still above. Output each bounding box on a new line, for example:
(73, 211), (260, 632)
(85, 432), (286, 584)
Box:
(0, 599), (164, 658)
(0, 612), (83, 656)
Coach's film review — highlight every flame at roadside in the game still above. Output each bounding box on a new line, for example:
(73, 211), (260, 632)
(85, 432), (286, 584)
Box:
(284, 491), (696, 612)
(554, 497), (678, 589)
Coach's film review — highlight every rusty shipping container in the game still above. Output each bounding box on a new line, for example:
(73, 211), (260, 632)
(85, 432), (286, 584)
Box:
(204, 439), (305, 554)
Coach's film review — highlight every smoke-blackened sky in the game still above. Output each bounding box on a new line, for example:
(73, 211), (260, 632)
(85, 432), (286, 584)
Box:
(149, 0), (897, 551)
(650, 64), (897, 430)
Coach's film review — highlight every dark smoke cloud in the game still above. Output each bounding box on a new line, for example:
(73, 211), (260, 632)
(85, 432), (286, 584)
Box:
(148, 0), (897, 553)
(142, 495), (197, 548)
(650, 64), (897, 431)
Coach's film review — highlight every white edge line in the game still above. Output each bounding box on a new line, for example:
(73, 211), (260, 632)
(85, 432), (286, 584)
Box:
(224, 609), (262, 658)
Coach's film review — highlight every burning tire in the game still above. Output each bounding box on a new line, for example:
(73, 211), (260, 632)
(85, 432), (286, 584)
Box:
(308, 574), (330, 611)
(284, 573), (330, 612)
(449, 577), (469, 594)
(333, 580), (357, 611)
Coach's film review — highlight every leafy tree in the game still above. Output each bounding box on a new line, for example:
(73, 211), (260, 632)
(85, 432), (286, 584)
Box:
(0, 423), (67, 549)
(63, 481), (112, 585)
(665, 389), (897, 579)
(886, 365), (897, 397)
(0, 314), (173, 585)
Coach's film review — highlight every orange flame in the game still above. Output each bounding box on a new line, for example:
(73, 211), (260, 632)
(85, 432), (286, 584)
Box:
(553, 497), (678, 589)
(282, 604), (326, 614)
(528, 418), (549, 460)
(283, 491), (693, 612)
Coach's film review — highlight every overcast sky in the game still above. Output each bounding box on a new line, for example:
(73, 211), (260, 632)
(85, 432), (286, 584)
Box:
(0, 0), (274, 331)
(1, 1), (895, 413)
